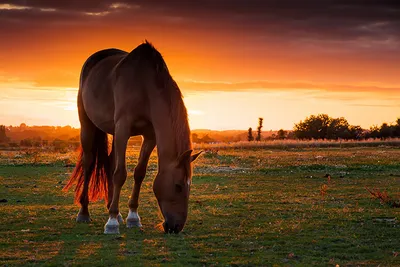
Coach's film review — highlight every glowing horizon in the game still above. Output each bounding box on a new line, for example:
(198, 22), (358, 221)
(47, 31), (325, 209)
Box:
(1, 80), (399, 131)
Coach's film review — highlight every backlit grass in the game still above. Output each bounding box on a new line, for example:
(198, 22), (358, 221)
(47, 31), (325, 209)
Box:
(1, 146), (400, 266)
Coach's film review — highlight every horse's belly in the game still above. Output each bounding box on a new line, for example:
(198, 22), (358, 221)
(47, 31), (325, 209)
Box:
(82, 83), (115, 134)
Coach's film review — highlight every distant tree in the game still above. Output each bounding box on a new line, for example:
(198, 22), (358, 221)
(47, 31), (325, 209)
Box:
(327, 117), (350, 139)
(293, 114), (331, 139)
(191, 133), (200, 143)
(0, 125), (8, 143)
(247, 127), (254, 141)
(293, 114), (365, 140)
(349, 125), (364, 140)
(52, 138), (68, 151)
(200, 134), (214, 143)
(368, 125), (380, 139)
(277, 129), (287, 140)
(379, 123), (393, 139)
(256, 118), (263, 141)
(393, 118), (400, 137)
(20, 138), (33, 147)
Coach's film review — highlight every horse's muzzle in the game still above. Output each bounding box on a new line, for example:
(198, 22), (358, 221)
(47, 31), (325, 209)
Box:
(163, 221), (183, 234)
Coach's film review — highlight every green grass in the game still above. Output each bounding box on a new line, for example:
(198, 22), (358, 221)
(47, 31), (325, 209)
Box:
(1, 146), (400, 266)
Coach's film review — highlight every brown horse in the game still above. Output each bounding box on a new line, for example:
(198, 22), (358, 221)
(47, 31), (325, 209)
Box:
(63, 41), (202, 234)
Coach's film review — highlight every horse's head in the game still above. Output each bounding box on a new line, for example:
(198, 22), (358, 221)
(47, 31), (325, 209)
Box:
(153, 149), (202, 233)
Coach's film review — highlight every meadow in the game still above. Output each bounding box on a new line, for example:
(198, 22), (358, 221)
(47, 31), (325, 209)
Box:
(1, 142), (400, 266)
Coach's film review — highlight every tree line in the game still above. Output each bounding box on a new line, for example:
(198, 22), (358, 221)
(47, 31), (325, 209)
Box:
(2, 114), (400, 147)
(293, 114), (400, 140)
(247, 114), (400, 141)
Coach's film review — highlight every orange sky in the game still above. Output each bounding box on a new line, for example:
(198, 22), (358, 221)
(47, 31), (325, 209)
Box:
(1, 1), (400, 130)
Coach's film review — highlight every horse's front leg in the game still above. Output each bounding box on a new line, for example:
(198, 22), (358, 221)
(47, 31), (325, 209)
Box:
(127, 137), (156, 228)
(104, 124), (129, 234)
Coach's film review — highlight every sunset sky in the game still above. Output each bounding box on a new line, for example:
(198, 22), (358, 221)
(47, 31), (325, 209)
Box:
(1, 1), (400, 130)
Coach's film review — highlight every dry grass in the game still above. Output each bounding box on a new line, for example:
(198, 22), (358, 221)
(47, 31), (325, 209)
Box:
(193, 138), (400, 150)
(366, 187), (400, 208)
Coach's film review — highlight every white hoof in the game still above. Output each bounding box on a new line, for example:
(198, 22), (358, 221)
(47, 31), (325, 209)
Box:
(126, 210), (142, 228)
(104, 217), (120, 234)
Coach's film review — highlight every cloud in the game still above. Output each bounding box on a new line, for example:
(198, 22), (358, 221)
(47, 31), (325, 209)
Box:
(1, 0), (399, 45)
(350, 104), (400, 108)
(178, 79), (400, 94)
(0, 3), (31, 10)
(2, 72), (400, 96)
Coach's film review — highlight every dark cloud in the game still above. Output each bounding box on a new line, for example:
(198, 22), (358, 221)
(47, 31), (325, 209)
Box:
(1, 0), (400, 86)
(1, 0), (400, 43)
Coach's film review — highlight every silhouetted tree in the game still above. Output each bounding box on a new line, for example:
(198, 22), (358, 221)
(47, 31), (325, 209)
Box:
(247, 127), (254, 141)
(327, 117), (350, 139)
(294, 114), (331, 139)
(294, 114), (364, 140)
(0, 125), (8, 143)
(394, 118), (400, 137)
(256, 118), (263, 141)
(379, 123), (393, 139)
(366, 125), (378, 139)
(277, 129), (287, 140)
(349, 125), (364, 140)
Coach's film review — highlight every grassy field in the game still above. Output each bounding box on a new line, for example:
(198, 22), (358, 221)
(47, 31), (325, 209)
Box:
(1, 145), (400, 266)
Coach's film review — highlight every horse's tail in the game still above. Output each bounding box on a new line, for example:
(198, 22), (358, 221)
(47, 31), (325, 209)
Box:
(63, 130), (110, 205)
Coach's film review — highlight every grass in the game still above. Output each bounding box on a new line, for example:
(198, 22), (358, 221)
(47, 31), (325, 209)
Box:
(1, 145), (400, 266)
(194, 138), (400, 150)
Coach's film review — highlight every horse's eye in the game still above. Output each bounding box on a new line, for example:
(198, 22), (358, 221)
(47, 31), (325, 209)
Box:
(175, 184), (183, 193)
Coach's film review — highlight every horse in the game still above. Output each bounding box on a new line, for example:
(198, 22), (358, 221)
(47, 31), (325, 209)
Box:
(63, 40), (202, 234)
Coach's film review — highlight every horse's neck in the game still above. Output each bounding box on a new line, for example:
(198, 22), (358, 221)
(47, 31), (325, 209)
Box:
(149, 95), (191, 168)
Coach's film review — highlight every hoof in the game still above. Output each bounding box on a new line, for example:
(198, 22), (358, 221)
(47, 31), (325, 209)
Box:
(104, 224), (120, 234)
(127, 219), (142, 228)
(76, 213), (91, 223)
(104, 217), (120, 234)
(117, 213), (124, 224)
(126, 210), (142, 228)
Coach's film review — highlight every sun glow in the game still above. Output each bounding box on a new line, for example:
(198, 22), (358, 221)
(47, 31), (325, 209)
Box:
(1, 79), (400, 130)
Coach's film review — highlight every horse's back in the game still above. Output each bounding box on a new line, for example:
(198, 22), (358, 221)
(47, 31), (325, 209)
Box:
(80, 49), (128, 134)
(80, 48), (127, 88)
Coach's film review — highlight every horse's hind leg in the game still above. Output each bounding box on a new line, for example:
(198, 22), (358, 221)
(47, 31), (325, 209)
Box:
(76, 123), (96, 222)
(127, 136), (156, 228)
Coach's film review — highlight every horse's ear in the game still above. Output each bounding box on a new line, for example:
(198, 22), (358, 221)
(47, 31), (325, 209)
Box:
(191, 151), (203, 162)
(177, 150), (203, 166)
(177, 149), (193, 166)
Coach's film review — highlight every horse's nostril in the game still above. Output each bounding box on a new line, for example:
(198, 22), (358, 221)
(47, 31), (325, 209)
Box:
(163, 219), (184, 234)
(172, 224), (181, 234)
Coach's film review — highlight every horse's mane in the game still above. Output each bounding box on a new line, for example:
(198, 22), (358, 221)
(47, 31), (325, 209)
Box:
(132, 40), (192, 155)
